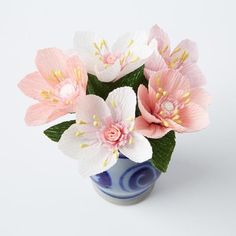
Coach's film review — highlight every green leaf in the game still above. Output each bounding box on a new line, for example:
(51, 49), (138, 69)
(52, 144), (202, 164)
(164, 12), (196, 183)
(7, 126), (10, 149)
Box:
(44, 120), (76, 142)
(149, 131), (176, 172)
(87, 66), (146, 99)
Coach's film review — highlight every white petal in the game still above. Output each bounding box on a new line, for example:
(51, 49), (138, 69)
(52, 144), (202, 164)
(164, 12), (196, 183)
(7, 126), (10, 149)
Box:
(73, 31), (102, 74)
(106, 87), (136, 124)
(58, 124), (117, 177)
(112, 31), (149, 53)
(58, 124), (97, 159)
(119, 132), (152, 163)
(116, 39), (156, 79)
(95, 60), (121, 82)
(76, 95), (111, 124)
(78, 149), (117, 177)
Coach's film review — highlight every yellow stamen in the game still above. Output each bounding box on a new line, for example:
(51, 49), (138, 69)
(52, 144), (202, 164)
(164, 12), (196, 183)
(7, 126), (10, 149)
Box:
(156, 92), (161, 99)
(65, 100), (72, 105)
(160, 110), (165, 116)
(93, 121), (99, 127)
(175, 119), (182, 124)
(184, 98), (191, 104)
(80, 143), (89, 148)
(162, 91), (167, 96)
(128, 136), (133, 145)
(131, 56), (139, 63)
(170, 47), (181, 56)
(102, 159), (108, 167)
(182, 92), (191, 98)
(156, 74), (161, 86)
(128, 39), (134, 47)
(52, 70), (63, 80)
(77, 120), (87, 125)
(160, 45), (168, 55)
(180, 51), (189, 63)
(162, 120), (169, 127)
(172, 115), (180, 121)
(74, 68), (81, 80)
(110, 100), (117, 108)
(75, 131), (85, 137)
(51, 98), (59, 103)
(40, 90), (51, 99)
(93, 42), (100, 51)
(113, 150), (119, 160)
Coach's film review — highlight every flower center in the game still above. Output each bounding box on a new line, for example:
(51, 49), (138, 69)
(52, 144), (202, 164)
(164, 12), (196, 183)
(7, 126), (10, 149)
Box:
(104, 124), (122, 142)
(102, 123), (129, 148)
(103, 53), (117, 65)
(59, 83), (76, 99)
(162, 101), (175, 112)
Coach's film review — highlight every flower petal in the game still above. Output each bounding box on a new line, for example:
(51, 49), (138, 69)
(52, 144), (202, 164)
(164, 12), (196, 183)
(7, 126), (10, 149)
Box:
(149, 25), (171, 59)
(25, 103), (66, 126)
(144, 50), (168, 79)
(149, 70), (190, 97)
(170, 39), (198, 65)
(135, 116), (171, 138)
(190, 88), (211, 109)
(117, 39), (156, 79)
(119, 132), (152, 163)
(35, 48), (69, 84)
(76, 95), (111, 124)
(106, 87), (136, 124)
(66, 55), (88, 90)
(18, 72), (52, 101)
(58, 124), (117, 177)
(73, 31), (105, 74)
(178, 102), (210, 132)
(180, 63), (206, 88)
(95, 60), (121, 82)
(138, 85), (160, 123)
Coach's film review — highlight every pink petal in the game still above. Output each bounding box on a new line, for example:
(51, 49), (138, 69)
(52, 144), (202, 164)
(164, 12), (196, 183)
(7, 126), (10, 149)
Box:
(170, 39), (198, 65)
(25, 103), (66, 126)
(149, 70), (190, 96)
(138, 85), (160, 123)
(66, 55), (88, 92)
(135, 116), (171, 138)
(149, 25), (171, 59)
(144, 51), (168, 79)
(35, 48), (69, 85)
(18, 72), (52, 101)
(180, 63), (206, 88)
(178, 102), (210, 132)
(190, 88), (211, 109)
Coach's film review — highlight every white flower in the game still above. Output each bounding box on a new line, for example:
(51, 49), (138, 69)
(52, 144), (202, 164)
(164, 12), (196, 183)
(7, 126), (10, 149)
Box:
(73, 31), (156, 82)
(58, 87), (152, 177)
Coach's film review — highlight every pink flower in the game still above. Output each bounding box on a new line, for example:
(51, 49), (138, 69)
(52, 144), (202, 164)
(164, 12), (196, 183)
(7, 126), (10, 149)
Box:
(18, 48), (88, 126)
(59, 87), (152, 177)
(135, 70), (210, 138)
(145, 25), (206, 88)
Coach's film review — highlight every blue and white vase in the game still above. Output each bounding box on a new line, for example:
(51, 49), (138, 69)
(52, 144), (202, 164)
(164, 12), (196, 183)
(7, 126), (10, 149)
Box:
(91, 153), (161, 205)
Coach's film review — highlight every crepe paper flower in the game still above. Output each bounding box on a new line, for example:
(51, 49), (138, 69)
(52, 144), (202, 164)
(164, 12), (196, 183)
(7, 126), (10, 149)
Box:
(58, 87), (152, 177)
(18, 48), (88, 126)
(135, 70), (210, 138)
(73, 31), (156, 82)
(145, 25), (206, 88)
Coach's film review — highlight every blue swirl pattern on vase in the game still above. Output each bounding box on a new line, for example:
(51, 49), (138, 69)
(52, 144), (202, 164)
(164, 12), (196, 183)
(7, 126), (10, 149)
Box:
(91, 153), (161, 202)
(92, 172), (112, 189)
(120, 162), (160, 192)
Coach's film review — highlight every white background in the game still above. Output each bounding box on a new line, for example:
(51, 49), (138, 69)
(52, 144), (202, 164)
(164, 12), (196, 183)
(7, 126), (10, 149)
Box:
(0, 0), (236, 235)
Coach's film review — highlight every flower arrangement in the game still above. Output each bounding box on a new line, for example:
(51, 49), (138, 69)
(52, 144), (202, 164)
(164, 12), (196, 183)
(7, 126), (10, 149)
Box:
(18, 25), (210, 178)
